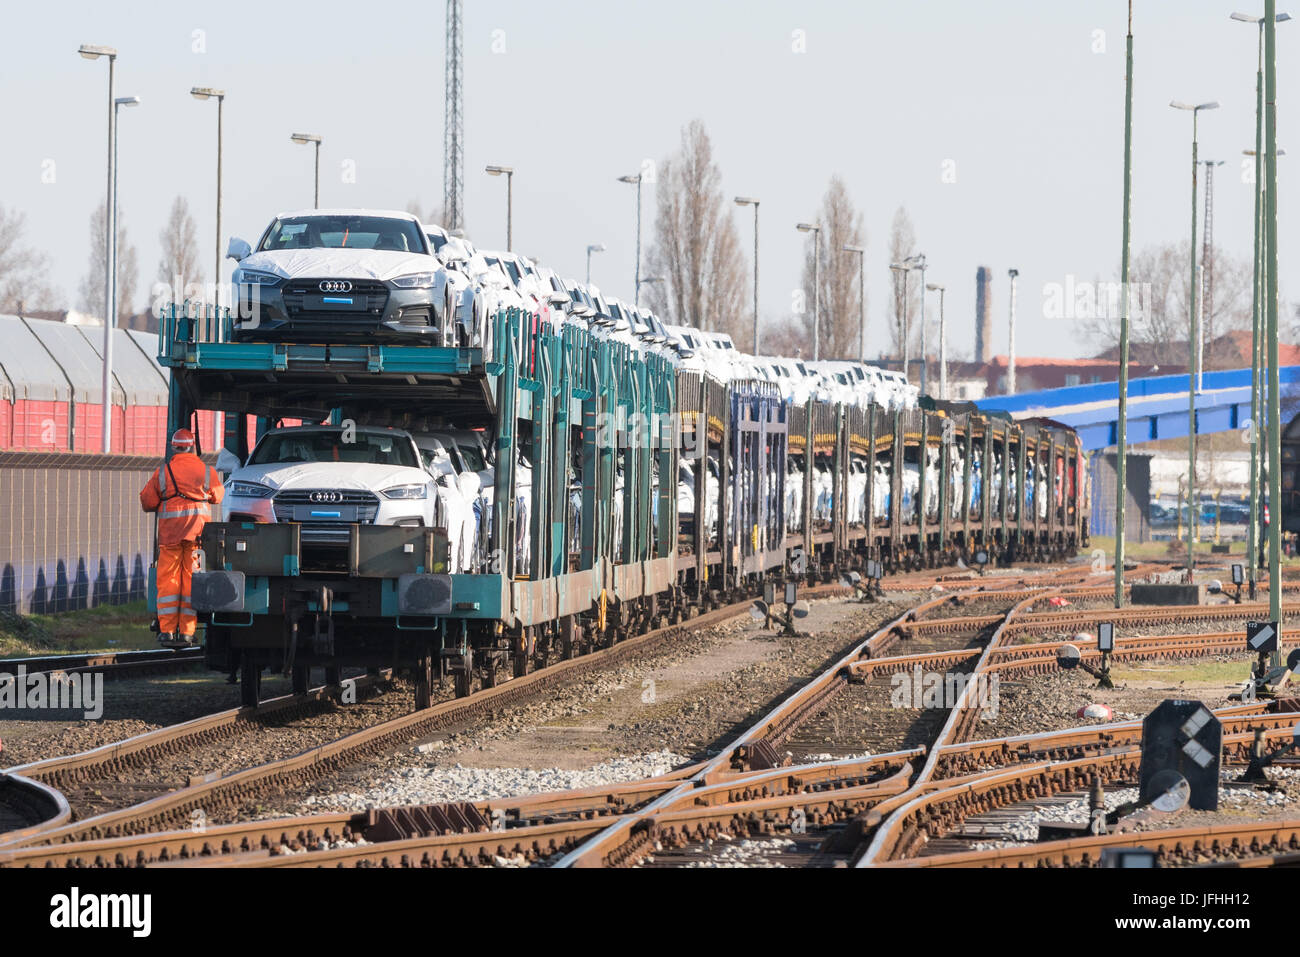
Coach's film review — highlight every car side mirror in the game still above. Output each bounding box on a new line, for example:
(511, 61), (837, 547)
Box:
(226, 237), (252, 262)
(215, 448), (241, 474)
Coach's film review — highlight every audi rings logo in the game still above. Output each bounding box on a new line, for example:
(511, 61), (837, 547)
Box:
(309, 490), (345, 504)
(319, 280), (353, 293)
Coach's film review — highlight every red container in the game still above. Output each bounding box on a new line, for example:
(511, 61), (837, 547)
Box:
(11, 399), (68, 450)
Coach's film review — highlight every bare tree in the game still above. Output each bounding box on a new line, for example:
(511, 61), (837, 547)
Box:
(407, 199), (446, 229)
(78, 201), (139, 324)
(887, 207), (920, 359)
(0, 203), (58, 313)
(643, 120), (750, 347)
(761, 319), (811, 359)
(797, 175), (865, 360)
(1077, 240), (1252, 371)
(157, 196), (203, 300)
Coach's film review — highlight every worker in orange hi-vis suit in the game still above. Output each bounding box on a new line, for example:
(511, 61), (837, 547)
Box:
(140, 428), (224, 644)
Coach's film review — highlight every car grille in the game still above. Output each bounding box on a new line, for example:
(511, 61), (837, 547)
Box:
(281, 278), (389, 322)
(273, 489), (380, 526)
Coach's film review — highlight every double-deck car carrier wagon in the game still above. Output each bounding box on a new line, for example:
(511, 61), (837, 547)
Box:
(151, 302), (1087, 707)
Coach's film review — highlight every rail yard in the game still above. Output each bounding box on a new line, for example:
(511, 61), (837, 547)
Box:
(7, 561), (1300, 873)
(5, 0), (1297, 943)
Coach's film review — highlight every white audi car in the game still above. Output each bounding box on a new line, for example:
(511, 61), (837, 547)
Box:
(227, 209), (453, 342)
(221, 425), (437, 545)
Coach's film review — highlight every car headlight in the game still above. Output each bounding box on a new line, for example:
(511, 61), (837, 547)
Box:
(228, 481), (274, 498)
(237, 270), (282, 286)
(381, 483), (428, 500)
(390, 272), (438, 289)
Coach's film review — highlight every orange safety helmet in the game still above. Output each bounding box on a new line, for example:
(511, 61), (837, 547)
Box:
(170, 428), (196, 450)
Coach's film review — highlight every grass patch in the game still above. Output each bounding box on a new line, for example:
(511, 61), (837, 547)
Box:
(1109, 658), (1252, 687)
(0, 601), (157, 657)
(1084, 536), (1299, 564)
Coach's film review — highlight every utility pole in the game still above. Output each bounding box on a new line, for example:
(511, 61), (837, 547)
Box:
(1235, 7), (1291, 602)
(1115, 1), (1134, 608)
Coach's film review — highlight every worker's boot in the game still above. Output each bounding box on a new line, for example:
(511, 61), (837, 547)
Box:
(158, 632), (175, 645)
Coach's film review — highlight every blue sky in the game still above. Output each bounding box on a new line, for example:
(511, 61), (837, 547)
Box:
(1, 0), (1295, 359)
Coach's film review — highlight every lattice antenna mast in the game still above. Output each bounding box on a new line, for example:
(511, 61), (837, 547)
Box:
(1200, 159), (1222, 368)
(443, 0), (464, 231)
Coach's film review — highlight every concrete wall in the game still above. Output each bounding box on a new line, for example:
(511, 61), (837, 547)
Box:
(1089, 451), (1151, 542)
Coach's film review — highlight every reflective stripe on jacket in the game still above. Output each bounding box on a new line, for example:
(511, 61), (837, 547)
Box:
(140, 451), (225, 546)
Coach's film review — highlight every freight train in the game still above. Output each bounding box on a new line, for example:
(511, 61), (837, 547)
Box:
(160, 298), (1089, 708)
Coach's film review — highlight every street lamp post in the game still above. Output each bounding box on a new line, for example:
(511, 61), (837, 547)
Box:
(907, 254), (928, 393)
(586, 243), (605, 285)
(1007, 268), (1019, 395)
(618, 173), (643, 304)
(80, 43), (118, 454)
(796, 223), (822, 360)
(927, 283), (947, 399)
(638, 276), (666, 299)
(190, 88), (225, 313)
(1170, 98), (1219, 571)
(485, 165), (514, 251)
(1234, 10), (1290, 603)
(736, 198), (760, 353)
(111, 93), (138, 443)
(290, 133), (323, 207)
(889, 262), (915, 381)
(843, 244), (866, 362)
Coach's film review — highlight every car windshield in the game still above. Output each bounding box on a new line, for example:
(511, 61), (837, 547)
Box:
(426, 232), (449, 252)
(249, 430), (418, 468)
(457, 441), (487, 472)
(259, 215), (427, 254)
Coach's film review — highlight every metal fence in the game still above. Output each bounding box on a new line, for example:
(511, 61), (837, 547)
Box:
(0, 451), (159, 614)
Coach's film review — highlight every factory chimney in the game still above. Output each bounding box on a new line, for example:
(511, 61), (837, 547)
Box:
(974, 266), (993, 364)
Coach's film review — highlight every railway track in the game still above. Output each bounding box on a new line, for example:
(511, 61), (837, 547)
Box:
(12, 560), (1297, 870)
(0, 647), (204, 681)
(2, 583), (872, 859)
(3, 573), (1057, 867)
(0, 773), (71, 845)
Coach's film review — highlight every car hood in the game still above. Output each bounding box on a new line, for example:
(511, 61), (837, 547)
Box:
(238, 247), (438, 282)
(229, 461), (430, 493)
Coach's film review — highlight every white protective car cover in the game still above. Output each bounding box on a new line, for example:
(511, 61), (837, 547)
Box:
(238, 247), (436, 283)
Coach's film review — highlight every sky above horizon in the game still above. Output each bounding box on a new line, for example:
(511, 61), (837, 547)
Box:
(2, 0), (1296, 361)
